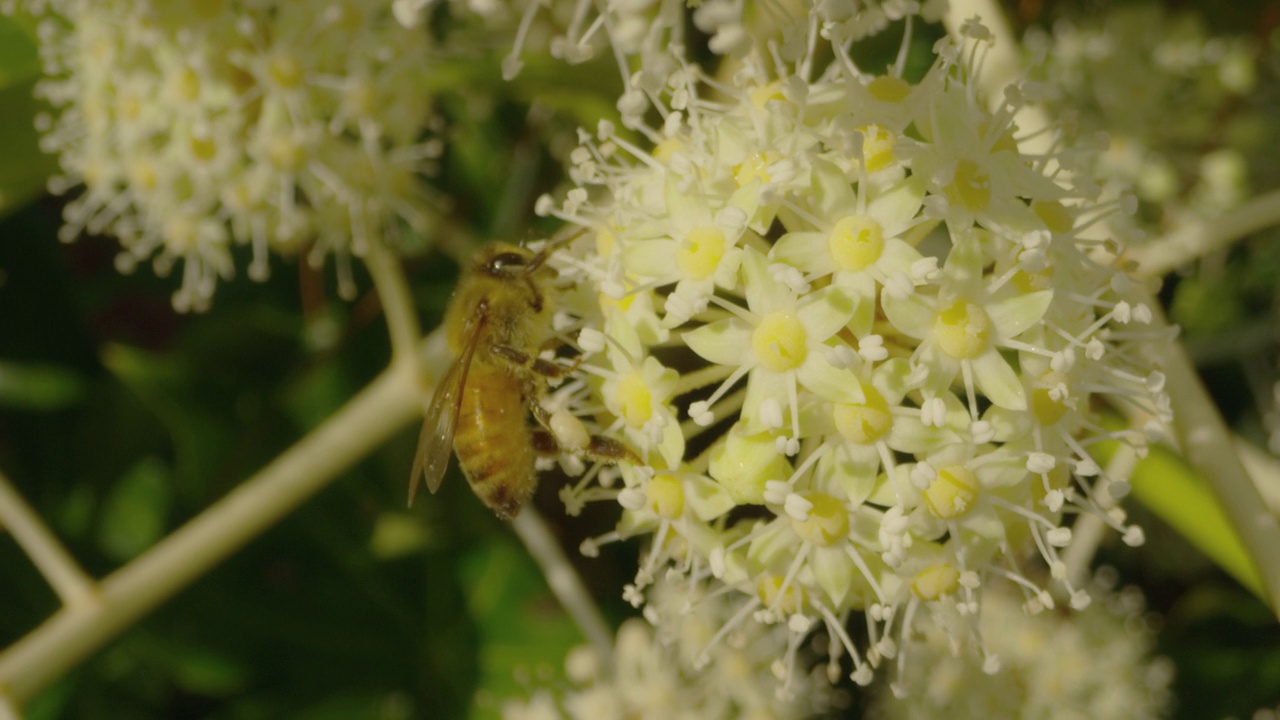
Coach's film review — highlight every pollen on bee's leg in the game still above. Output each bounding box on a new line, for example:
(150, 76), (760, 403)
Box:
(550, 409), (590, 451)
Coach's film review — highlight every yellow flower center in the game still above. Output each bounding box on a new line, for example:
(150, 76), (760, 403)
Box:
(947, 159), (991, 211)
(1012, 268), (1052, 294)
(979, 119), (1020, 154)
(268, 52), (303, 89)
(616, 371), (653, 427)
(751, 312), (808, 372)
(677, 226), (727, 281)
(190, 133), (217, 162)
(923, 465), (979, 519)
(652, 137), (682, 162)
(790, 492), (849, 546)
(116, 91), (143, 121)
(861, 125), (895, 173)
(828, 215), (885, 271)
(1030, 373), (1070, 426)
(173, 66), (200, 103)
(832, 386), (893, 444)
(645, 474), (685, 520)
(756, 575), (805, 614)
(735, 151), (779, 187)
(129, 160), (157, 191)
(267, 136), (303, 172)
(596, 226), (617, 260)
(867, 75), (911, 102)
(788, 489), (849, 545)
(344, 80), (377, 117)
(749, 81), (786, 108)
(933, 301), (991, 359)
(911, 563), (960, 601)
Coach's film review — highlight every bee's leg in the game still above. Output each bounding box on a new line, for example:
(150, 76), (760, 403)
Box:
(491, 344), (575, 381)
(531, 429), (560, 455)
(531, 429), (640, 465)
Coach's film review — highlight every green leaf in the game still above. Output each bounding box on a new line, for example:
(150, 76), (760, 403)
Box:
(1121, 442), (1263, 597)
(97, 454), (172, 561)
(169, 644), (251, 697)
(0, 359), (87, 410)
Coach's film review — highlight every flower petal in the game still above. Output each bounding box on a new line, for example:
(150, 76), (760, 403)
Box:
(686, 475), (737, 521)
(798, 352), (864, 404)
(987, 289), (1053, 341)
(971, 350), (1027, 411)
(622, 237), (679, 280)
(799, 285), (856, 340)
(869, 174), (926, 236)
(684, 319), (752, 366)
(742, 246), (794, 312)
(882, 289), (935, 340)
(772, 231), (830, 273)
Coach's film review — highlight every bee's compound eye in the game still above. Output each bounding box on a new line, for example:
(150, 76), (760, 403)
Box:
(488, 252), (528, 274)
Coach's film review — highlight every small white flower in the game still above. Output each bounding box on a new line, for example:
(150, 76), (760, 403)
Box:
(33, 0), (438, 310)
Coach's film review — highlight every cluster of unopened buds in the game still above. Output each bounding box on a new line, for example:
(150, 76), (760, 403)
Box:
(533, 16), (1173, 691)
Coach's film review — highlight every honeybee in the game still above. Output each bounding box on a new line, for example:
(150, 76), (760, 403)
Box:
(409, 240), (637, 519)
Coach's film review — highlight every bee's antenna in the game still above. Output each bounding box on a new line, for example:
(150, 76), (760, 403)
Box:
(526, 226), (589, 274)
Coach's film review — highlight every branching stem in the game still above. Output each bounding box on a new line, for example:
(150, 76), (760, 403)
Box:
(1129, 187), (1280, 276)
(364, 240), (423, 369)
(0, 344), (429, 703)
(511, 508), (615, 669)
(0, 471), (96, 608)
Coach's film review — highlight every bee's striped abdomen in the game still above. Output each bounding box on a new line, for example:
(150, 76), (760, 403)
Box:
(453, 367), (536, 519)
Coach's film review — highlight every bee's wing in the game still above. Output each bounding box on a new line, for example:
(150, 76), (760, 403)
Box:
(408, 314), (486, 506)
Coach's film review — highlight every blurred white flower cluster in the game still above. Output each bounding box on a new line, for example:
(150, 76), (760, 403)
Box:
(25, 0), (438, 310)
(537, 12), (1172, 690)
(502, 576), (831, 720)
(1025, 3), (1263, 227)
(869, 572), (1173, 719)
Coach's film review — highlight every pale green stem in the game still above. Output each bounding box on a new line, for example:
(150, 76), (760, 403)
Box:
(0, 470), (95, 608)
(511, 508), (615, 669)
(1128, 187), (1280, 276)
(363, 240), (423, 370)
(944, 0), (1280, 616)
(0, 350), (427, 704)
(1236, 438), (1280, 515)
(1150, 299), (1280, 613)
(1062, 514), (1107, 591)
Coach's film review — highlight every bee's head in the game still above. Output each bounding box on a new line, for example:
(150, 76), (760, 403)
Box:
(476, 243), (536, 279)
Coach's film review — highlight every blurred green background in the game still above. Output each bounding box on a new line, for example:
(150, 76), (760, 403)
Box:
(1, 2), (1279, 718)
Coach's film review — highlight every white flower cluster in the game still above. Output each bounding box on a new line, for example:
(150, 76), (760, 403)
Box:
(502, 576), (830, 720)
(1025, 3), (1261, 223)
(869, 573), (1173, 718)
(26, 0), (438, 311)
(537, 16), (1172, 690)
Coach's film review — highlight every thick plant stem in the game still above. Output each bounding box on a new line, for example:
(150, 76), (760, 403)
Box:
(511, 509), (615, 669)
(1128, 187), (1280, 276)
(1153, 301), (1280, 613)
(0, 351), (427, 704)
(0, 471), (95, 608)
(364, 240), (423, 369)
